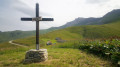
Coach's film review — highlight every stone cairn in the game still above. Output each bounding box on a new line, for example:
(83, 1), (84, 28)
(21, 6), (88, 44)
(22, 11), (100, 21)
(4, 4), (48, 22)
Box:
(23, 49), (48, 64)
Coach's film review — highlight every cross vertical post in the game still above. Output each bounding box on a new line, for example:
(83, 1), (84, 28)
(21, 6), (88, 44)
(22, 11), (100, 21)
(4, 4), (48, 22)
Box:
(36, 3), (39, 50)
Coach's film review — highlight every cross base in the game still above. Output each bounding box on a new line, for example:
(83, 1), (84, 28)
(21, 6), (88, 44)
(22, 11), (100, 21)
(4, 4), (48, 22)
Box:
(23, 49), (48, 64)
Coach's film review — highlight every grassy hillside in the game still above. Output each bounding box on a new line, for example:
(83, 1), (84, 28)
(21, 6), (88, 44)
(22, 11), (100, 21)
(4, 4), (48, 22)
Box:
(44, 20), (120, 40)
(0, 28), (56, 43)
(0, 30), (35, 43)
(0, 42), (115, 67)
(14, 20), (120, 45)
(72, 21), (120, 39)
(11, 21), (120, 50)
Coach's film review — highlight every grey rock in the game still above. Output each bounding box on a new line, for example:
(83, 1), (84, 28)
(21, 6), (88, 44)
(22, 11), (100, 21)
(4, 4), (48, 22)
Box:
(23, 49), (48, 64)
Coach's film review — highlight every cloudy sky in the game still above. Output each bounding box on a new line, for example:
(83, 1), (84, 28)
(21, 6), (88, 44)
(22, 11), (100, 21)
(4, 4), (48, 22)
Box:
(0, 0), (120, 31)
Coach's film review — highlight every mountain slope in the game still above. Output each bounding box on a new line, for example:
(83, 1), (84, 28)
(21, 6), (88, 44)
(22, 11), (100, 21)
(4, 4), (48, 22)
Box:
(41, 21), (120, 40)
(97, 9), (120, 24)
(0, 29), (55, 43)
(13, 20), (120, 46)
(58, 17), (101, 29)
(0, 30), (35, 43)
(49, 9), (120, 29)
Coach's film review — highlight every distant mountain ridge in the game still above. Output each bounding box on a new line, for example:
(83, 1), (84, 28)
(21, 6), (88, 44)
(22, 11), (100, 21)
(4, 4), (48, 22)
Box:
(49, 9), (120, 30)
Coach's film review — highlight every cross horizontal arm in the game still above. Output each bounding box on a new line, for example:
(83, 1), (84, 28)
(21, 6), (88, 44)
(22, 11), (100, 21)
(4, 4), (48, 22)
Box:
(21, 18), (54, 21)
(41, 18), (54, 21)
(21, 18), (32, 21)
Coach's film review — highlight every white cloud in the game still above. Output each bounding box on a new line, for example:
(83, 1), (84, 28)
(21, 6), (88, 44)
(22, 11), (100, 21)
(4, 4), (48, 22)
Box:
(0, 0), (120, 31)
(85, 0), (109, 4)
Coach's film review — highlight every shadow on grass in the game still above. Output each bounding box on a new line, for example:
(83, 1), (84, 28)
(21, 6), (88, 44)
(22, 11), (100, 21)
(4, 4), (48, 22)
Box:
(20, 59), (43, 64)
(19, 59), (50, 67)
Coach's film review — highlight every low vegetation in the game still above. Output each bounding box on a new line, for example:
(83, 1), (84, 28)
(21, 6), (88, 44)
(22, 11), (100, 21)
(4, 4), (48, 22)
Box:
(55, 39), (120, 65)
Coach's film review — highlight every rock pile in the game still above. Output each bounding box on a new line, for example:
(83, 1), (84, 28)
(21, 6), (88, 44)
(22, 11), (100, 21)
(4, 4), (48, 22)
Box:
(23, 49), (48, 64)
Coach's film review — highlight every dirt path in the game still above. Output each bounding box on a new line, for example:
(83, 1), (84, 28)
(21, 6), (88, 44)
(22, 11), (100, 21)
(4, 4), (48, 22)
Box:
(9, 40), (27, 47)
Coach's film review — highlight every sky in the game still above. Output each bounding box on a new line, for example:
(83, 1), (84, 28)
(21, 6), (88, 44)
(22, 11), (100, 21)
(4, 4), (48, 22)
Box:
(0, 0), (120, 31)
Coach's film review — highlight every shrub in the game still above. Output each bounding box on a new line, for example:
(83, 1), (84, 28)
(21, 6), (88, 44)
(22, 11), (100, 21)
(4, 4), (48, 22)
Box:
(56, 39), (120, 64)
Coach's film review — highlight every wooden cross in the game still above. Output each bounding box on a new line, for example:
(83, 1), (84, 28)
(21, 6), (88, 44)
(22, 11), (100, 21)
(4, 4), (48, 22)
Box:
(21, 3), (54, 50)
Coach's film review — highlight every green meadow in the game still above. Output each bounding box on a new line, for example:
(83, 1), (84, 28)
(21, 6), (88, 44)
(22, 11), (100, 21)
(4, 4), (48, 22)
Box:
(0, 42), (116, 67)
(0, 21), (120, 67)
